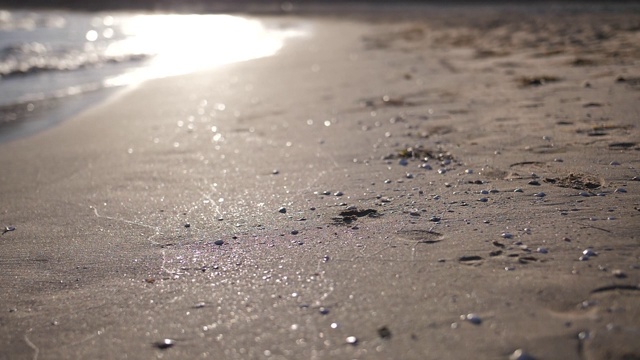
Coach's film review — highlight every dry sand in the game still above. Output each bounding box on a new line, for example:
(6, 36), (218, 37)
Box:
(1, 5), (639, 360)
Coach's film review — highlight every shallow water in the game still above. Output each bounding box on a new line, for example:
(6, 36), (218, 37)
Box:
(0, 9), (305, 142)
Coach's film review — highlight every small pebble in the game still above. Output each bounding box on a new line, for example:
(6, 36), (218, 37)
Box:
(272, 169), (280, 175)
(153, 339), (175, 350)
(346, 336), (358, 345)
(514, 188), (523, 193)
(430, 216), (441, 222)
(501, 233), (513, 239)
(537, 247), (548, 254)
(478, 197), (488, 202)
(291, 230), (299, 235)
(384, 179), (392, 184)
(465, 169), (473, 174)
(334, 191), (344, 196)
(438, 168), (446, 174)
(533, 192), (546, 198)
(420, 163), (432, 170)
(610, 161), (620, 166)
(614, 188), (627, 194)
(214, 240), (224, 246)
(406, 173), (414, 179)
(578, 191), (590, 197)
(583, 249), (597, 257)
(184, 223), (191, 228)
(510, 349), (535, 360)
(612, 269), (627, 278)
(528, 180), (540, 186)
(409, 211), (420, 217)
(399, 158), (409, 166)
(462, 313), (482, 325)
(554, 158), (564, 162)
(480, 190), (489, 195)
(278, 207), (287, 214)
(319, 307), (330, 315)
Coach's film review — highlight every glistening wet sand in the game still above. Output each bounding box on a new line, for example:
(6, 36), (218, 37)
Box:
(1, 6), (639, 359)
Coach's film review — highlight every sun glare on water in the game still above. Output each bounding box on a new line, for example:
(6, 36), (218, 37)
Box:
(103, 14), (301, 87)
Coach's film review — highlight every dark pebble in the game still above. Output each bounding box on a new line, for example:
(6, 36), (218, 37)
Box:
(278, 207), (287, 214)
(214, 240), (224, 246)
(378, 326), (392, 339)
(291, 230), (299, 235)
(528, 180), (540, 186)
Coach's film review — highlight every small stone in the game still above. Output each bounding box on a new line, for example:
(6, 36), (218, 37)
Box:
(399, 158), (409, 166)
(291, 230), (299, 235)
(430, 216), (441, 222)
(322, 190), (331, 195)
(420, 163), (432, 170)
(378, 326), (392, 339)
(409, 211), (420, 217)
(614, 188), (627, 194)
(478, 197), (488, 202)
(319, 307), (330, 315)
(480, 190), (489, 195)
(610, 161), (620, 166)
(272, 169), (280, 175)
(406, 173), (414, 179)
(582, 249), (597, 257)
(384, 179), (392, 184)
(528, 180), (540, 186)
(578, 191), (590, 197)
(462, 313), (482, 325)
(278, 207), (287, 214)
(334, 191), (344, 196)
(346, 336), (358, 345)
(514, 188), (523, 193)
(438, 168), (446, 174)
(214, 240), (224, 246)
(612, 269), (627, 278)
(184, 223), (191, 228)
(153, 339), (175, 350)
(501, 233), (513, 239)
(510, 349), (535, 360)
(193, 302), (206, 308)
(537, 247), (548, 254)
(465, 169), (473, 174)
(533, 192), (546, 197)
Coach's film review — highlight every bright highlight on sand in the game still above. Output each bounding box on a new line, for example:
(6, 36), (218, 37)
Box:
(104, 14), (302, 86)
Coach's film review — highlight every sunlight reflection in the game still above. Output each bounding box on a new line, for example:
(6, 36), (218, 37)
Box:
(104, 14), (302, 87)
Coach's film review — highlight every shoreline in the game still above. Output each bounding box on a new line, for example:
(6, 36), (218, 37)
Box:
(1, 6), (639, 359)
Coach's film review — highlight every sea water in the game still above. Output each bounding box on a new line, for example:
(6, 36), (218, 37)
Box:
(0, 9), (304, 142)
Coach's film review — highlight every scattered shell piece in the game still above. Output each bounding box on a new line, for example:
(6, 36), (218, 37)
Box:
(2, 226), (15, 235)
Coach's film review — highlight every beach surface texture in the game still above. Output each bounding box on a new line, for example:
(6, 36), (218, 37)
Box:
(1, 4), (639, 360)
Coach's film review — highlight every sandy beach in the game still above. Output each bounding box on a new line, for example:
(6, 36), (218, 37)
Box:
(1, 4), (639, 359)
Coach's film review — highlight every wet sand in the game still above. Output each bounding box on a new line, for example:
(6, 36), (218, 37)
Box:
(1, 5), (639, 360)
